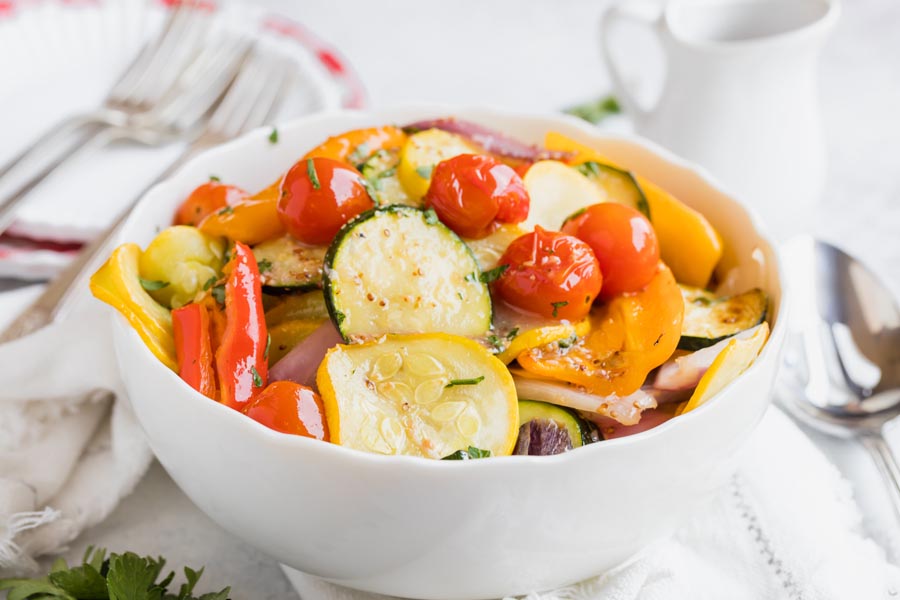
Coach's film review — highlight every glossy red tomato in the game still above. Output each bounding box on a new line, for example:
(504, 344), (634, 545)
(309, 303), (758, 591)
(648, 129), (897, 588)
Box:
(424, 154), (530, 239)
(278, 157), (374, 245)
(494, 226), (602, 320)
(243, 381), (330, 440)
(174, 181), (247, 227)
(562, 203), (660, 300)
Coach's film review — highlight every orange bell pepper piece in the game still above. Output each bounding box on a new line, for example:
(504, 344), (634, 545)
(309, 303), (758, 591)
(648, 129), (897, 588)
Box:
(198, 179), (285, 245)
(517, 264), (683, 397)
(174, 181), (248, 227)
(216, 242), (269, 410)
(172, 302), (217, 399)
(303, 125), (407, 164)
(544, 131), (723, 288)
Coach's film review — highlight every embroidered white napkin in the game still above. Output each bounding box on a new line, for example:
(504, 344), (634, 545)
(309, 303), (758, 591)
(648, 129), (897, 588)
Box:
(0, 288), (153, 575)
(283, 406), (900, 600)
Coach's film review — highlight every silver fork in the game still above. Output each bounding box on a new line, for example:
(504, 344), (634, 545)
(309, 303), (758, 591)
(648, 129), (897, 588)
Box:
(0, 3), (211, 184)
(0, 50), (296, 343)
(0, 32), (252, 237)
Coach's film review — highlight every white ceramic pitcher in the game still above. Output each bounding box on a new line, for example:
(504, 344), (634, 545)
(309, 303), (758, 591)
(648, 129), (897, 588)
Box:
(601, 0), (839, 239)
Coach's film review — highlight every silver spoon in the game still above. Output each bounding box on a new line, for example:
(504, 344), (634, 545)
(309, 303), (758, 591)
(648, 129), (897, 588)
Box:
(777, 237), (900, 521)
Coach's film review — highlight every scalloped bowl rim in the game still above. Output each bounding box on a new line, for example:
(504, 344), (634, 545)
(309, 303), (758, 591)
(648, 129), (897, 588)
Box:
(111, 104), (786, 470)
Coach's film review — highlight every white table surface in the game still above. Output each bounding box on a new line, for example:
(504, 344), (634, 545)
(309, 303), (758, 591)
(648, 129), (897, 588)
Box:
(32, 0), (900, 597)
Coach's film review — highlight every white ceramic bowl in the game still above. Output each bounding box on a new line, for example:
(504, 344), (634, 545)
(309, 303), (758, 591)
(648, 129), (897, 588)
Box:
(110, 107), (786, 599)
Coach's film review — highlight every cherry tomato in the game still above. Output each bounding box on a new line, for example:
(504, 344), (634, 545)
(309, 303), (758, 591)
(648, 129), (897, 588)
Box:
(244, 381), (330, 440)
(174, 181), (247, 227)
(562, 203), (660, 300)
(494, 226), (602, 320)
(424, 154), (530, 239)
(278, 157), (374, 245)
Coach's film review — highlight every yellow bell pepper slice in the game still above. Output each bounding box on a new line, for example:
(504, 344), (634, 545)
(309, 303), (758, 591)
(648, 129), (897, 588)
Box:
(90, 243), (177, 370)
(498, 317), (591, 365)
(545, 131), (723, 287)
(268, 319), (327, 365)
(517, 264), (683, 397)
(680, 322), (769, 414)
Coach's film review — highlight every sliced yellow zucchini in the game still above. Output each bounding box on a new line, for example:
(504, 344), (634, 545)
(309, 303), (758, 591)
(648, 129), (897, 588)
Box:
(323, 206), (492, 340)
(463, 223), (527, 272)
(680, 322), (769, 413)
(316, 333), (519, 458)
(398, 129), (478, 200)
(358, 149), (414, 207)
(523, 160), (605, 231)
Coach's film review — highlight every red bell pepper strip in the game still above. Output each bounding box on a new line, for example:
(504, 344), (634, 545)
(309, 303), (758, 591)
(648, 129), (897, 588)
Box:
(172, 303), (217, 399)
(216, 241), (269, 410)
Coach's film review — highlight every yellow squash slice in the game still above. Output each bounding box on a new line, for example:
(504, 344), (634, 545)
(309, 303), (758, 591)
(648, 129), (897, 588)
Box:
(523, 160), (605, 231)
(397, 129), (478, 201)
(680, 322), (769, 414)
(317, 334), (519, 458)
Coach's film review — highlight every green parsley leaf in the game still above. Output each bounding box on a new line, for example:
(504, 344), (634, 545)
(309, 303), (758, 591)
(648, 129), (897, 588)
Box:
(486, 334), (503, 352)
(257, 258), (272, 274)
(506, 327), (520, 340)
(209, 175), (221, 182)
(251, 366), (263, 388)
(203, 276), (218, 291)
(575, 161), (602, 178)
(441, 446), (492, 460)
(217, 206), (234, 216)
(48, 562), (108, 597)
(479, 264), (509, 284)
(106, 551), (165, 600)
(211, 284), (226, 305)
(464, 272), (478, 283)
(551, 300), (568, 318)
(564, 94), (621, 125)
(445, 375), (485, 388)
(306, 158), (321, 189)
(557, 334), (577, 349)
(264, 333), (271, 360)
(268, 127), (279, 144)
(139, 278), (169, 292)
(415, 164), (434, 179)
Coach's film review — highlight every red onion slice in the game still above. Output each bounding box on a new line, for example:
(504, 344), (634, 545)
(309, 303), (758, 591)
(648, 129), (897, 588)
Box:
(269, 322), (343, 389)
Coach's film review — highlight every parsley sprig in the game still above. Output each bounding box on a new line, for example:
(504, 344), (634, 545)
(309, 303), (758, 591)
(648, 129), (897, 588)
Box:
(0, 546), (231, 600)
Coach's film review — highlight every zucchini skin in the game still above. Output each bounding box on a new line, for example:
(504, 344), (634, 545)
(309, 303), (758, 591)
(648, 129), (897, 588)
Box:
(323, 205), (492, 341)
(577, 161), (651, 220)
(515, 399), (596, 452)
(678, 287), (768, 350)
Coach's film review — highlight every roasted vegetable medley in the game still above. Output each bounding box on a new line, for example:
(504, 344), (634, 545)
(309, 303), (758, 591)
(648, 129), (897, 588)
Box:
(92, 118), (769, 459)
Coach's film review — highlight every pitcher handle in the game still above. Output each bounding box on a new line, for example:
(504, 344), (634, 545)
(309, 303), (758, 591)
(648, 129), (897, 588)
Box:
(600, 0), (666, 121)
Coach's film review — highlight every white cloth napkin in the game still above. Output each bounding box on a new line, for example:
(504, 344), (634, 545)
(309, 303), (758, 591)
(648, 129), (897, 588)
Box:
(283, 406), (900, 600)
(0, 289), (153, 575)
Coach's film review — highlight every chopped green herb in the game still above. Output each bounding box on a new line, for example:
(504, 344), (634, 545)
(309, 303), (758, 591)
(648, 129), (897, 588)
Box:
(424, 208), (439, 225)
(217, 205), (234, 216)
(209, 174), (221, 182)
(268, 127), (279, 144)
(265, 333), (271, 359)
(415, 164), (434, 179)
(551, 301), (569, 318)
(139, 278), (169, 292)
(486, 334), (503, 350)
(557, 334), (577, 349)
(211, 284), (226, 305)
(349, 142), (370, 165)
(575, 161), (602, 178)
(457, 291), (464, 300)
(564, 94), (621, 125)
(445, 375), (485, 388)
(464, 272), (478, 283)
(441, 446), (492, 460)
(203, 276), (218, 291)
(0, 546), (231, 600)
(479, 264), (509, 284)
(257, 258), (273, 274)
(585, 295), (591, 304)
(251, 365), (263, 388)
(506, 327), (520, 340)
(307, 158), (321, 189)
(333, 309), (346, 327)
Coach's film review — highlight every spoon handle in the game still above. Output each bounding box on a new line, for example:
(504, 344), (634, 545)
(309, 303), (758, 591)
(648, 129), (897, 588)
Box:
(859, 431), (900, 523)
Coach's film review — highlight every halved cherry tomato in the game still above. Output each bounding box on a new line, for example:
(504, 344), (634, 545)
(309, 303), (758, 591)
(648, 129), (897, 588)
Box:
(278, 157), (374, 245)
(424, 154), (530, 239)
(174, 181), (248, 227)
(494, 226), (602, 321)
(244, 381), (330, 440)
(562, 203), (659, 300)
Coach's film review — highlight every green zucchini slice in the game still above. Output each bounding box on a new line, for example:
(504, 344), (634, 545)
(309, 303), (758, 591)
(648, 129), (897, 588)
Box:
(575, 161), (651, 219)
(324, 206), (492, 340)
(679, 286), (768, 351)
(358, 149), (415, 207)
(515, 399), (595, 455)
(252, 236), (327, 293)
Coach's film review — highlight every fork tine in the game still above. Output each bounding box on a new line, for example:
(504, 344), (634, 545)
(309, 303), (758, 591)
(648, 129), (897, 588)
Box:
(108, 2), (197, 102)
(240, 59), (295, 134)
(205, 54), (272, 138)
